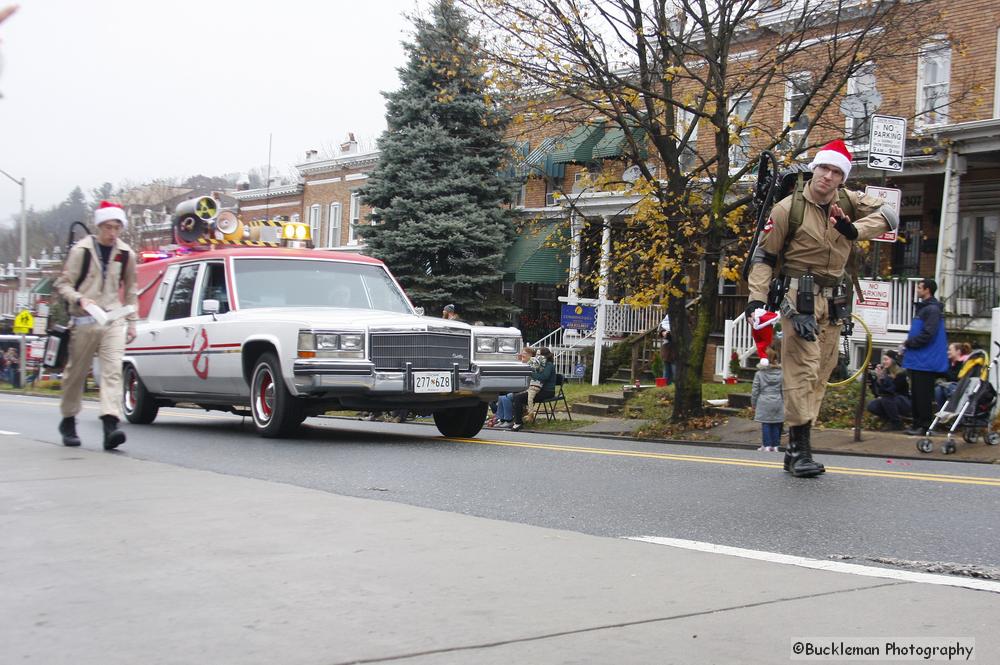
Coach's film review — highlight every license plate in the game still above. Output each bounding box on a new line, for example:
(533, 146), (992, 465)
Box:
(414, 371), (453, 393)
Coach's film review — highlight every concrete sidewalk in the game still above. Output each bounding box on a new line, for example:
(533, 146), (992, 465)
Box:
(2, 436), (997, 665)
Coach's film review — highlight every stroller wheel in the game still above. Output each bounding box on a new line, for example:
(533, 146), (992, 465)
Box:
(986, 432), (1000, 446)
(963, 427), (978, 444)
(916, 438), (934, 454)
(941, 441), (957, 455)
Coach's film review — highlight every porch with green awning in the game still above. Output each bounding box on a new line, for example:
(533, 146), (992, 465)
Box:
(590, 125), (648, 160)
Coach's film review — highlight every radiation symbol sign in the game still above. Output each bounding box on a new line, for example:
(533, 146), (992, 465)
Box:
(195, 197), (218, 220)
(13, 309), (34, 334)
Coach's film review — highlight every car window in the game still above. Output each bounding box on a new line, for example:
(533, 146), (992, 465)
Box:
(233, 258), (412, 313)
(164, 264), (199, 320)
(197, 262), (230, 315)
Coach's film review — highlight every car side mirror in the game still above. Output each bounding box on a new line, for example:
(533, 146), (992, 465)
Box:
(414, 306), (425, 317)
(203, 299), (220, 317)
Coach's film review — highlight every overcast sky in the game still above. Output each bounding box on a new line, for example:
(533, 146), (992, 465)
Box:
(0, 0), (422, 225)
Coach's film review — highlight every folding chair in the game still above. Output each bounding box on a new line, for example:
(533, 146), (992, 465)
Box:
(533, 373), (572, 422)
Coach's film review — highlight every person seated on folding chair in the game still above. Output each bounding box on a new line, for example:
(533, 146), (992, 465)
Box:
(512, 347), (555, 431)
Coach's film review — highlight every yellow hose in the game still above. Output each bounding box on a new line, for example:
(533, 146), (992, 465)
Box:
(827, 313), (873, 388)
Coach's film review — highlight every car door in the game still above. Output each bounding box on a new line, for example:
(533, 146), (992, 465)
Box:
(187, 259), (243, 395)
(155, 262), (201, 394)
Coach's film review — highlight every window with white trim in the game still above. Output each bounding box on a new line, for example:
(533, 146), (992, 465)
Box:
(348, 192), (361, 245)
(676, 109), (699, 173)
(328, 202), (342, 247)
(916, 39), (950, 126)
(783, 73), (812, 151)
(729, 94), (752, 170)
(845, 63), (877, 150)
(308, 205), (321, 244)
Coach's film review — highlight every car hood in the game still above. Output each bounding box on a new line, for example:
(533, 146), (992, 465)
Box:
(226, 308), (474, 333)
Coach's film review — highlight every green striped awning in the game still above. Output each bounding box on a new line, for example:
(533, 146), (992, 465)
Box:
(521, 137), (565, 179)
(590, 126), (648, 160)
(502, 222), (569, 285)
(29, 277), (52, 295)
(549, 122), (606, 164)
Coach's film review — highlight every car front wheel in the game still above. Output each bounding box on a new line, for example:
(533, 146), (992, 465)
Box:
(122, 364), (159, 424)
(433, 403), (488, 438)
(250, 352), (303, 438)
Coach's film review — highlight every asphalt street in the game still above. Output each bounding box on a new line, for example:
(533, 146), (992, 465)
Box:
(4, 393), (1000, 572)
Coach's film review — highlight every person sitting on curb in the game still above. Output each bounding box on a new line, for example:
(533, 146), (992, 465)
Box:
(866, 350), (910, 431)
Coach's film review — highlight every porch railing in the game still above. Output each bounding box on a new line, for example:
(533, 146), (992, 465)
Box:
(942, 271), (1000, 318)
(527, 326), (601, 378)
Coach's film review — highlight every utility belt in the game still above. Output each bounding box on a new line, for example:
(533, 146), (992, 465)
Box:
(767, 271), (850, 322)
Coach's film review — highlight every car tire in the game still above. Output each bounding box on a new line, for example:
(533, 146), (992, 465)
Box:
(433, 403), (488, 438)
(250, 352), (303, 438)
(122, 364), (159, 424)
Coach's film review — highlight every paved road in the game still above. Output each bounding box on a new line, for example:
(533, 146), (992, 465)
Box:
(5, 393), (1000, 571)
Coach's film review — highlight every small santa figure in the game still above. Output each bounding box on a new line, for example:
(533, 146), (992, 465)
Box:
(750, 308), (779, 366)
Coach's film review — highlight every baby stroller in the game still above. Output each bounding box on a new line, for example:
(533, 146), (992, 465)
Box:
(916, 348), (999, 454)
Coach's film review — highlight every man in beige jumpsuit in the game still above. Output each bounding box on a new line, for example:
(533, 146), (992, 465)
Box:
(55, 201), (138, 449)
(745, 140), (898, 477)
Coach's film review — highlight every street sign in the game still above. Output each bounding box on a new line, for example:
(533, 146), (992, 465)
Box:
(32, 315), (48, 335)
(573, 362), (586, 379)
(13, 310), (34, 334)
(560, 304), (597, 330)
(865, 186), (901, 243)
(15, 289), (29, 309)
(855, 280), (891, 335)
(867, 114), (906, 171)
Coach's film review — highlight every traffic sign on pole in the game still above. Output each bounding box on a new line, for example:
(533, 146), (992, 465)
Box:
(13, 309), (34, 334)
(868, 115), (906, 171)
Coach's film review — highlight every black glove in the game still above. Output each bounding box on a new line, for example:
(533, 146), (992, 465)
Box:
(790, 312), (819, 341)
(744, 300), (765, 320)
(832, 214), (858, 239)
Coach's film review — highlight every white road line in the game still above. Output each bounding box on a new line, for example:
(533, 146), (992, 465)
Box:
(0, 430), (20, 435)
(628, 536), (1000, 594)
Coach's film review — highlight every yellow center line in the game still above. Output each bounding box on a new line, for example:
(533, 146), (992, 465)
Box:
(5, 397), (998, 487)
(446, 437), (1000, 487)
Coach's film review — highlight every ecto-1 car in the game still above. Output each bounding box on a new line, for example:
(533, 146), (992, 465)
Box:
(122, 245), (530, 438)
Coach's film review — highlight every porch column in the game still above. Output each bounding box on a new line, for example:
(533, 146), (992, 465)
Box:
(591, 215), (612, 386)
(934, 148), (963, 303)
(568, 210), (582, 303)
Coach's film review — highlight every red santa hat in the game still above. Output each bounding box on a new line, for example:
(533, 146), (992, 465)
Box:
(807, 139), (853, 180)
(750, 308), (779, 363)
(93, 200), (128, 228)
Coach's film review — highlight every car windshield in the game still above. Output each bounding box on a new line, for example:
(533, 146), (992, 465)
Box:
(233, 258), (413, 313)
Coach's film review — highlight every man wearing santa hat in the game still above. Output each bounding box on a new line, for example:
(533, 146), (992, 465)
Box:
(54, 201), (138, 450)
(743, 139), (899, 478)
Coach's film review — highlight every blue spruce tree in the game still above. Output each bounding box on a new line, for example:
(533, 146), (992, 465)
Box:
(359, 0), (516, 322)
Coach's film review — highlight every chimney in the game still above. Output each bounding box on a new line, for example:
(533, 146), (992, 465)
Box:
(339, 133), (357, 155)
(305, 149), (319, 162)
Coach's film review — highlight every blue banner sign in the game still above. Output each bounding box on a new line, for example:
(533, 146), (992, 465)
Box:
(560, 304), (596, 330)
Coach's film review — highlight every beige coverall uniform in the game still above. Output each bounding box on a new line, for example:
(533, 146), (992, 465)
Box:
(54, 236), (138, 420)
(747, 183), (891, 426)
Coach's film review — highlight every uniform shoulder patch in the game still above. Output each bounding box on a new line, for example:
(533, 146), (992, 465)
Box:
(763, 218), (774, 234)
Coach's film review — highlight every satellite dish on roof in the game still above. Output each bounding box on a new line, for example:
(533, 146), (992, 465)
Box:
(622, 165), (642, 183)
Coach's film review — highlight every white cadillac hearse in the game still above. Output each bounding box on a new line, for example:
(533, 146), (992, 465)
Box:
(123, 244), (530, 438)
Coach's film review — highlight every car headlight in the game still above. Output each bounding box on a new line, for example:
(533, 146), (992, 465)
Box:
(473, 334), (520, 360)
(298, 329), (365, 359)
(497, 337), (520, 354)
(315, 333), (340, 350)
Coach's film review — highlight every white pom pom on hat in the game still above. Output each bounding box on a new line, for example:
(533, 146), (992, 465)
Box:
(758, 358), (770, 367)
(807, 139), (853, 180)
(94, 200), (128, 229)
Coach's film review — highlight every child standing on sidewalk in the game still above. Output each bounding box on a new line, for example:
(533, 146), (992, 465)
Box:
(751, 345), (783, 452)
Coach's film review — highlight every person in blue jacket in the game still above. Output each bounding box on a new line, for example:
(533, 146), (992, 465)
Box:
(901, 279), (949, 435)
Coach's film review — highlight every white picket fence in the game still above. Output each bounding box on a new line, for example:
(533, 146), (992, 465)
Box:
(528, 302), (666, 379)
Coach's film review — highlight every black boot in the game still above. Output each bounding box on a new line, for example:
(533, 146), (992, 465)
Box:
(786, 422), (825, 478)
(101, 415), (126, 450)
(58, 416), (81, 447)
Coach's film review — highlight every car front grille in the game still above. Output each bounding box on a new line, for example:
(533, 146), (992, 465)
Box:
(370, 332), (471, 371)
